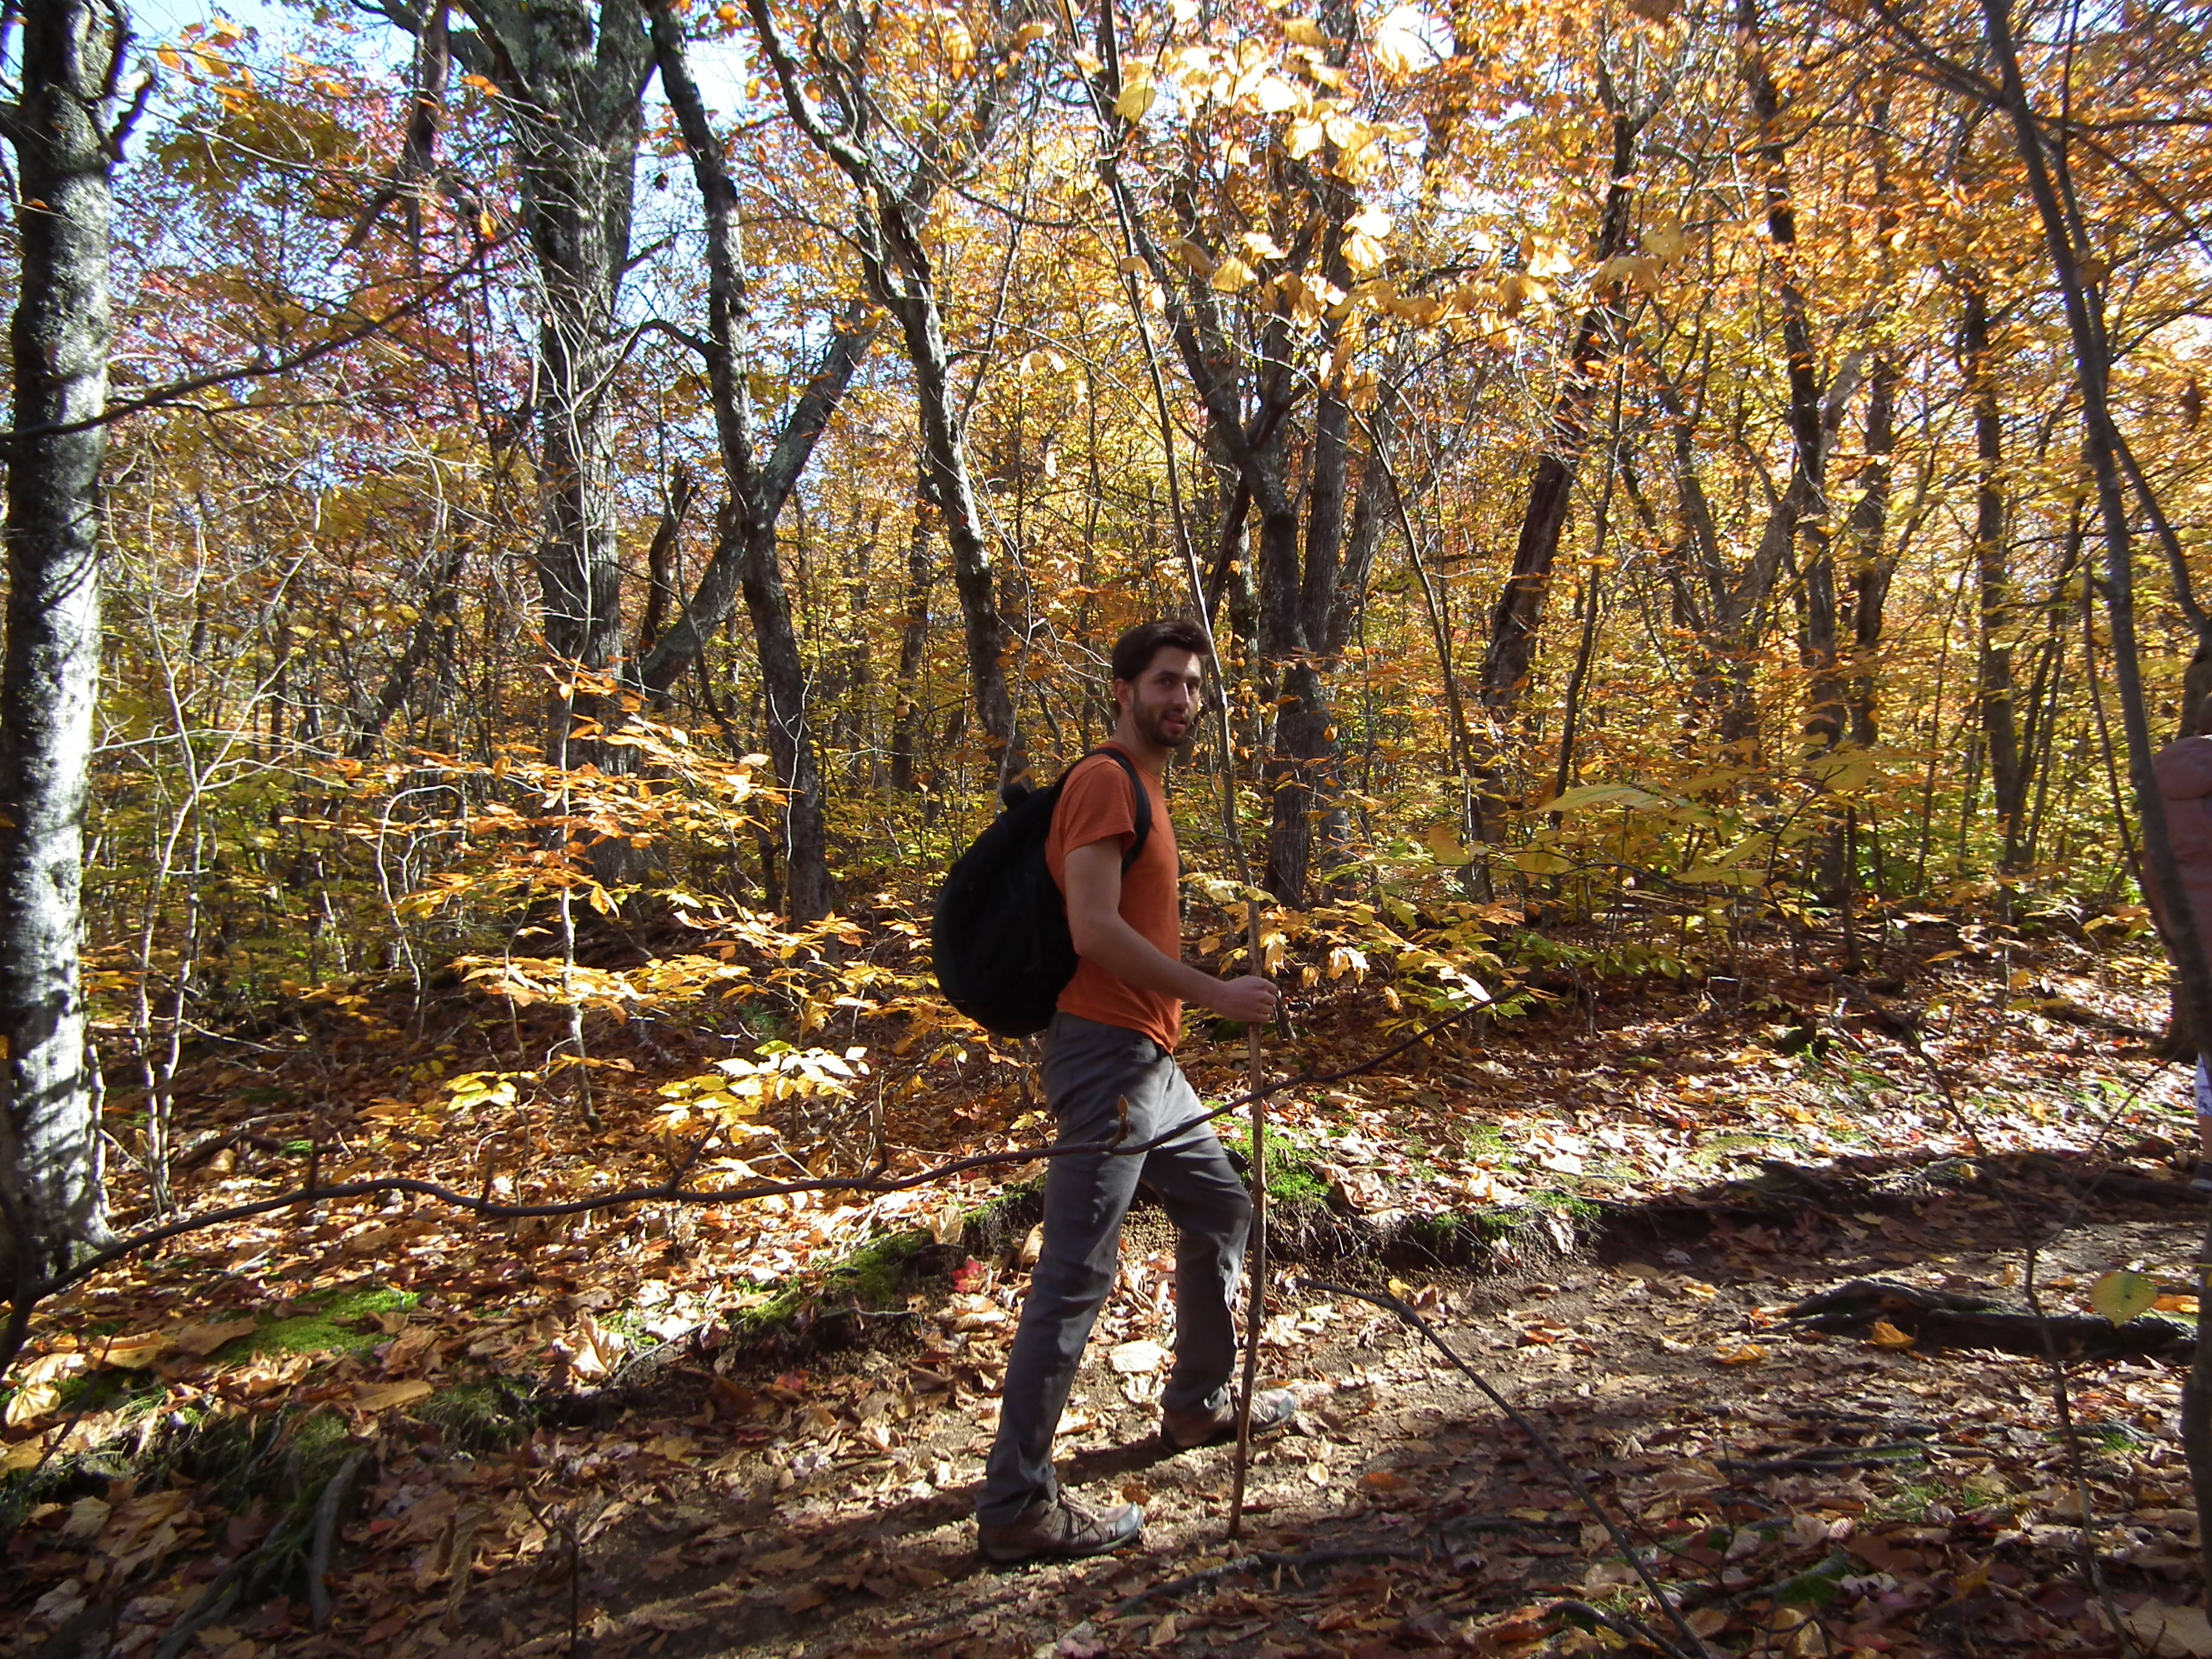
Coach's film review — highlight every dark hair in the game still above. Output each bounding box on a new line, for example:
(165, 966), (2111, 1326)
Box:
(1110, 617), (1212, 684)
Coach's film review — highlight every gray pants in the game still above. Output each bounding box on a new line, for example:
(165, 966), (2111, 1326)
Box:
(975, 1011), (1253, 1525)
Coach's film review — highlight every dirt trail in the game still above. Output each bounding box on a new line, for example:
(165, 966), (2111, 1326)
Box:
(409, 1165), (2204, 1659)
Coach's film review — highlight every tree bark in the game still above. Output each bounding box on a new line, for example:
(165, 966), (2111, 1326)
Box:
(891, 490), (934, 794)
(1961, 283), (2025, 866)
(475, 0), (654, 757)
(1477, 92), (1643, 723)
(1843, 355), (1897, 746)
(1971, 0), (2212, 1581)
(646, 1), (879, 922)
(0, 0), (130, 1294)
(744, 0), (1034, 791)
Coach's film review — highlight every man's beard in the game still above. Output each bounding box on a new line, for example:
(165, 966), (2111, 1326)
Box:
(1136, 702), (1196, 752)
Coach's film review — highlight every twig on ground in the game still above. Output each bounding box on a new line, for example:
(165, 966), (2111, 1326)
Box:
(308, 1449), (371, 1631)
(4, 1007), (1489, 1376)
(1107, 1544), (1425, 1615)
(1297, 1278), (1718, 1659)
(1717, 1444), (1929, 1476)
(1821, 975), (2148, 1657)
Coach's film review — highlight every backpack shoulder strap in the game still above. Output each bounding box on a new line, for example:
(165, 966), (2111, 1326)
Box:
(1070, 747), (1153, 874)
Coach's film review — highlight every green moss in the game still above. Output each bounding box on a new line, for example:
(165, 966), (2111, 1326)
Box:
(210, 1286), (419, 1363)
(727, 1284), (806, 1335)
(419, 1382), (530, 1452)
(1456, 1122), (1508, 1157)
(1256, 1125), (1330, 1205)
(1268, 1164), (1329, 1204)
(1532, 1189), (1601, 1222)
(828, 1231), (928, 1305)
(50, 1366), (166, 1419)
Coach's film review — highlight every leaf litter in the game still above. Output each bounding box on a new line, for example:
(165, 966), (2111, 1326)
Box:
(5, 927), (2210, 1658)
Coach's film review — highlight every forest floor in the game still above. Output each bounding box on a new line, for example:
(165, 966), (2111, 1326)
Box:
(7, 911), (2212, 1659)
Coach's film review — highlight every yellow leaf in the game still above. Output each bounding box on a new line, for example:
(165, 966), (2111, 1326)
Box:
(1341, 230), (1387, 273)
(1371, 4), (1432, 77)
(1169, 235), (1216, 276)
(1526, 234), (1577, 278)
(1, 1435), (52, 1470)
(1209, 255), (1256, 293)
(1285, 115), (1326, 159)
(1114, 77), (1158, 121)
(98, 1333), (169, 1370)
(460, 72), (499, 95)
(1281, 16), (1326, 47)
(1253, 74), (1304, 114)
(1347, 204), (1393, 238)
(156, 44), (184, 70)
(1714, 1342), (1766, 1366)
(4, 1381), (60, 1428)
(1241, 230), (1286, 260)
(1867, 1319), (1916, 1350)
(940, 21), (974, 63)
(1419, 821), (1473, 865)
(2091, 1269), (2159, 1326)
(1011, 21), (1048, 47)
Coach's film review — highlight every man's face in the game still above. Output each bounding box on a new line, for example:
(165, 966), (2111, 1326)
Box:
(1117, 648), (1204, 751)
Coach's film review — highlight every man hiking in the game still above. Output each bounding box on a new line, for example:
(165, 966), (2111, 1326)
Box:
(975, 618), (1296, 1565)
(2149, 699), (2212, 1190)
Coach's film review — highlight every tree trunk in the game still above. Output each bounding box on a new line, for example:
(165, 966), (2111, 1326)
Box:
(1972, 0), (2212, 1583)
(1962, 284), (2026, 866)
(508, 0), (651, 762)
(891, 491), (934, 794)
(899, 289), (1022, 786)
(0, 0), (128, 1295)
(743, 0), (1032, 792)
(646, 1), (870, 922)
(1843, 355), (1897, 746)
(1735, 0), (1835, 761)
(349, 533), (469, 760)
(637, 465), (694, 654)
(1477, 98), (1642, 723)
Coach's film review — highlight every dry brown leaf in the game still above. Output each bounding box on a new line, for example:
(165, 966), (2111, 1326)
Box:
(780, 1582), (828, 1614)
(2125, 1601), (2212, 1658)
(1867, 1319), (1916, 1350)
(353, 1378), (434, 1412)
(171, 1319), (258, 1357)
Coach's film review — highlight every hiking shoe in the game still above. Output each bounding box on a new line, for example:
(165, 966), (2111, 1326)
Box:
(977, 1495), (1144, 1565)
(1161, 1387), (1300, 1452)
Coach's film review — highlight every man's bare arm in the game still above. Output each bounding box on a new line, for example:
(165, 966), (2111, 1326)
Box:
(1064, 839), (1276, 1023)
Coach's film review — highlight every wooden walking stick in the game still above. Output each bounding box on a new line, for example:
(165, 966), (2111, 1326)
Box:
(1225, 890), (1267, 1540)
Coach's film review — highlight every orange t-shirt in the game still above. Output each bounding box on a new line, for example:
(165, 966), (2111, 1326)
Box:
(1047, 745), (1182, 1051)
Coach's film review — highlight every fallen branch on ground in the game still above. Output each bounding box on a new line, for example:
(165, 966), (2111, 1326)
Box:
(1106, 1544), (1427, 1615)
(1787, 1276), (2193, 1360)
(3, 1007), (1484, 1376)
(1298, 1278), (1719, 1659)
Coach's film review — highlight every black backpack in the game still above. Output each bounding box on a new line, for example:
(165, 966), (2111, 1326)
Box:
(931, 749), (1152, 1038)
